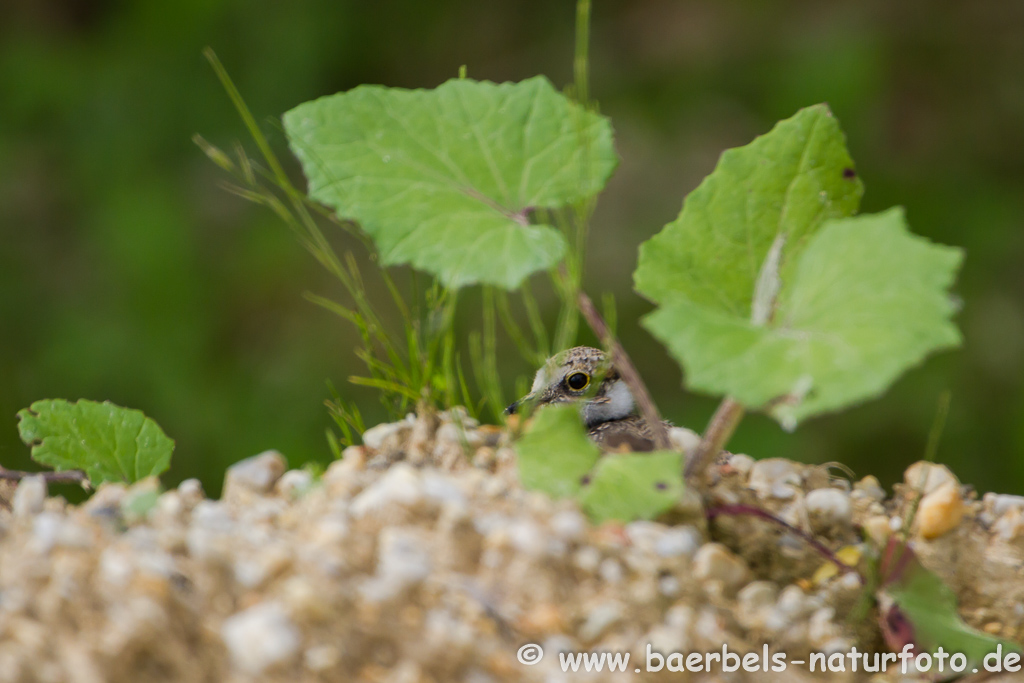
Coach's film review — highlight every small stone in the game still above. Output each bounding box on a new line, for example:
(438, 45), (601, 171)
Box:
(804, 488), (853, 532)
(350, 464), (423, 518)
(917, 482), (965, 539)
(668, 426), (701, 454)
(224, 451), (287, 498)
(574, 546), (602, 573)
(853, 475), (886, 502)
(658, 575), (681, 597)
(507, 519), (545, 556)
(304, 644), (340, 672)
(361, 527), (432, 601)
(904, 461), (958, 495)
(599, 558), (624, 583)
(421, 471), (467, 507)
(82, 482), (127, 518)
(361, 419), (411, 451)
(517, 603), (566, 634)
(29, 512), (64, 554)
(579, 601), (623, 642)
(736, 581), (778, 629)
(654, 526), (702, 559)
(176, 478), (205, 506)
(807, 607), (839, 647)
(221, 602), (301, 675)
(987, 493), (1024, 518)
(275, 469), (314, 499)
(624, 521), (664, 553)
(549, 510), (587, 542)
(725, 453), (755, 477)
(471, 447), (496, 469)
(693, 543), (748, 590)
(863, 515), (892, 545)
(749, 459), (802, 500)
(12, 475), (47, 518)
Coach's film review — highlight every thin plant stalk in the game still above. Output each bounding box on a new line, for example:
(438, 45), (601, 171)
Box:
(684, 397), (745, 480)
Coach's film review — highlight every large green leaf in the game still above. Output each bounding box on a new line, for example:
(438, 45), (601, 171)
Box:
(643, 209), (963, 426)
(577, 451), (684, 523)
(17, 399), (174, 485)
(284, 76), (617, 289)
(635, 104), (863, 317)
(515, 404), (601, 499)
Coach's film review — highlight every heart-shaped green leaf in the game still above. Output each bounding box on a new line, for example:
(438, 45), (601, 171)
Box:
(577, 450), (684, 523)
(635, 104), (862, 316)
(515, 404), (601, 499)
(284, 76), (617, 289)
(634, 104), (962, 428)
(643, 209), (962, 426)
(17, 399), (174, 485)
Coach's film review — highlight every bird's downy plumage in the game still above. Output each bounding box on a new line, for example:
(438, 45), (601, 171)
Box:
(506, 346), (671, 452)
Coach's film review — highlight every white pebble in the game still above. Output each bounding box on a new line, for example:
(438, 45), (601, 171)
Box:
(224, 451), (287, 496)
(30, 512), (63, 554)
(360, 421), (408, 451)
(655, 526), (702, 559)
(177, 478), (205, 506)
(12, 475), (47, 517)
(221, 602), (301, 675)
(599, 558), (624, 583)
(549, 510), (587, 542)
(508, 519), (545, 556)
(579, 601), (623, 641)
(362, 527), (432, 601)
(749, 459), (802, 500)
(304, 645), (339, 672)
(350, 464), (422, 517)
(804, 489), (853, 530)
(693, 543), (748, 589)
(658, 575), (681, 597)
(276, 469), (314, 499)
(988, 493), (1024, 518)
(421, 471), (467, 507)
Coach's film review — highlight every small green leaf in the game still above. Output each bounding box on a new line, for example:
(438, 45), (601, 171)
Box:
(635, 104), (862, 317)
(881, 545), (1019, 667)
(17, 399), (174, 485)
(121, 478), (162, 524)
(577, 451), (684, 523)
(515, 404), (601, 498)
(284, 76), (617, 289)
(643, 209), (962, 426)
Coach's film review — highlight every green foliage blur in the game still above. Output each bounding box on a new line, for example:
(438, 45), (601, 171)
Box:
(2, 0), (1023, 496)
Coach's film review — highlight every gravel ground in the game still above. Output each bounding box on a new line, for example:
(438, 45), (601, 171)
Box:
(0, 409), (1022, 682)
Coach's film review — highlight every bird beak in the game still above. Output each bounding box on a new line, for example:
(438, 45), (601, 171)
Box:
(505, 393), (536, 415)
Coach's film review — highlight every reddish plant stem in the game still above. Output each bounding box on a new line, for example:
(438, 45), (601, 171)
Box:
(684, 396), (745, 480)
(575, 290), (672, 450)
(0, 466), (88, 486)
(707, 503), (863, 582)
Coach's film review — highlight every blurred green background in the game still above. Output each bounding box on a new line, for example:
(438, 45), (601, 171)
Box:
(2, 0), (1022, 496)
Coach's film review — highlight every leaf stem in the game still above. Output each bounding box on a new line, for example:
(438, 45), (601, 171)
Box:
(707, 503), (863, 582)
(0, 466), (89, 486)
(576, 289), (671, 450)
(684, 396), (745, 480)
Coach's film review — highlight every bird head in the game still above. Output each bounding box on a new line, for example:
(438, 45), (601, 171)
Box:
(505, 346), (636, 427)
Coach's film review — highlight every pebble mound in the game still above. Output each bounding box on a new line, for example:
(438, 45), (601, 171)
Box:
(1, 410), (1022, 683)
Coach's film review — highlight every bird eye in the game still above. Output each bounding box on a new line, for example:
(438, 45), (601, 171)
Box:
(566, 372), (590, 391)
